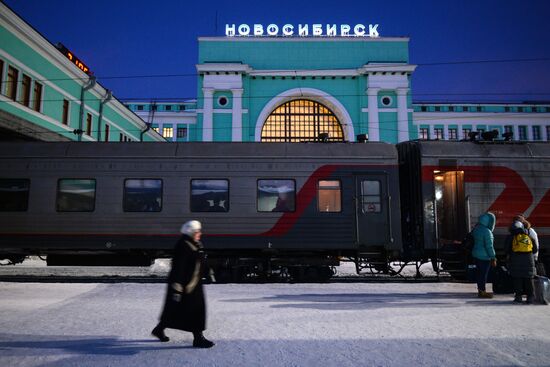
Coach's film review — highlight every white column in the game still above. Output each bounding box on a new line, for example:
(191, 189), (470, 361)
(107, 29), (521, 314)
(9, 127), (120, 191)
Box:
(231, 88), (243, 142)
(202, 88), (214, 141)
(429, 125), (435, 140)
(513, 125), (519, 141)
(443, 125), (449, 140)
(396, 88), (409, 142)
(542, 125), (549, 141)
(367, 87), (380, 141)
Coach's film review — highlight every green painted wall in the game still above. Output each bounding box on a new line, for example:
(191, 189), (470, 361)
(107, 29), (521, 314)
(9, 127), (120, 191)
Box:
(1, 21), (159, 142)
(213, 113), (232, 141)
(199, 39), (409, 69)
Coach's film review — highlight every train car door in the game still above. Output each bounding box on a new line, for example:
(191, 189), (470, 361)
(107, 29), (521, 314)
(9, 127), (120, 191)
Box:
(355, 174), (390, 246)
(433, 170), (466, 242)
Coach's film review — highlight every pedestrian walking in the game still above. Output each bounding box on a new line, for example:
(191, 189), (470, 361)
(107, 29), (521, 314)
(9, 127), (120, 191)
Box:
(471, 212), (497, 298)
(152, 220), (215, 348)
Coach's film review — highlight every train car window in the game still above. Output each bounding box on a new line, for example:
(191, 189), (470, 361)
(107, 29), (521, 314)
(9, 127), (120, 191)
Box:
(360, 180), (381, 213)
(257, 179), (295, 212)
(317, 180), (341, 212)
(190, 179), (229, 212)
(56, 179), (96, 212)
(0, 179), (30, 211)
(123, 179), (162, 212)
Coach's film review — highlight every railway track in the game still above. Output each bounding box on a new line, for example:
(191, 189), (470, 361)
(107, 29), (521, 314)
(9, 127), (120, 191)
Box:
(0, 272), (452, 284)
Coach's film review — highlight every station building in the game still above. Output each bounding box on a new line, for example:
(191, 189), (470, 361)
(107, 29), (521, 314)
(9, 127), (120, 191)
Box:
(1, 1), (549, 144)
(0, 3), (163, 142)
(128, 36), (550, 143)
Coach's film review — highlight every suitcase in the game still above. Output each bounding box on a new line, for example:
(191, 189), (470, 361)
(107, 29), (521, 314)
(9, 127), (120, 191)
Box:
(533, 275), (550, 305)
(491, 266), (514, 294)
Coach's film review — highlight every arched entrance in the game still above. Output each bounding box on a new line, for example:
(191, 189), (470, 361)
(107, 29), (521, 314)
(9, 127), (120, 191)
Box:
(261, 99), (344, 142)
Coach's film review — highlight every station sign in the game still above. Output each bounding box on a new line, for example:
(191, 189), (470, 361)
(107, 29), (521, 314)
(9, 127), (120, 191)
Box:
(225, 24), (380, 38)
(55, 43), (92, 75)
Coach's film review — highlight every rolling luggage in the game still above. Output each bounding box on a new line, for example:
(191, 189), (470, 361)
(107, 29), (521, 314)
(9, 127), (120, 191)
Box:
(533, 276), (550, 305)
(491, 266), (514, 294)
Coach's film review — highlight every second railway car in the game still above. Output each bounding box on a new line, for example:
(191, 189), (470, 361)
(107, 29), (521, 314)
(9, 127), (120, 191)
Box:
(398, 140), (550, 277)
(0, 140), (548, 280)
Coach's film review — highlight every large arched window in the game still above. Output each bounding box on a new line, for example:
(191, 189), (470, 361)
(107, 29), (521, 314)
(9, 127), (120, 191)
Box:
(261, 99), (344, 142)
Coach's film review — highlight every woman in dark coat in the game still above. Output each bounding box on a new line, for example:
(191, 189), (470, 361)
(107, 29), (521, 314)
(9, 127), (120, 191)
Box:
(506, 220), (538, 304)
(152, 220), (214, 348)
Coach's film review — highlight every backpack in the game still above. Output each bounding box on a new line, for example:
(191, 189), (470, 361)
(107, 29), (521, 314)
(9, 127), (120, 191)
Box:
(462, 231), (475, 252)
(512, 232), (533, 253)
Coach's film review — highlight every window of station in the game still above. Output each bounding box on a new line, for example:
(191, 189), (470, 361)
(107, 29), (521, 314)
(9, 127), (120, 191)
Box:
(434, 106), (440, 112)
(420, 106), (427, 112)
(317, 180), (341, 212)
(547, 126), (550, 141)
(448, 106), (454, 112)
(123, 179), (162, 212)
(434, 128), (444, 140)
(533, 126), (541, 140)
(257, 179), (295, 212)
(190, 179), (229, 212)
(165, 105), (172, 111)
(0, 59), (4, 93)
(32, 82), (42, 112)
(360, 180), (381, 213)
(179, 104), (186, 111)
(137, 105), (144, 111)
(518, 126), (527, 140)
(0, 179), (30, 212)
(177, 127), (188, 139)
(162, 126), (173, 139)
(419, 128), (429, 140)
(261, 99), (344, 142)
(104, 124), (109, 141)
(62, 99), (70, 125)
(462, 128), (471, 139)
(448, 128), (458, 140)
(86, 113), (92, 135)
(56, 179), (96, 212)
(19, 74), (31, 107)
(6, 65), (18, 100)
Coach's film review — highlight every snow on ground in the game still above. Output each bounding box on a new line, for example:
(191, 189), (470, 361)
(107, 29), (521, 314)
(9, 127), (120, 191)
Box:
(1, 281), (549, 367)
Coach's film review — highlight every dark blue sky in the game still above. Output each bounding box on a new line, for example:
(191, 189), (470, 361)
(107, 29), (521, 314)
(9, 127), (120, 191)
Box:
(5, 0), (550, 103)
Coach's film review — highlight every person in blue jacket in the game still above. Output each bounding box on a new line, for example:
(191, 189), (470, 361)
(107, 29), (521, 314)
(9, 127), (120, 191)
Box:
(471, 212), (497, 298)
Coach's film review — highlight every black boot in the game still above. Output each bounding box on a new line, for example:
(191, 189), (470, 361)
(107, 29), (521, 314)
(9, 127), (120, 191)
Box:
(193, 331), (215, 348)
(152, 325), (169, 342)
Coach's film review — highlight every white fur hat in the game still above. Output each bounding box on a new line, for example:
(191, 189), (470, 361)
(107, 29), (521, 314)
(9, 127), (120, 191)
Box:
(180, 220), (202, 235)
(512, 220), (524, 229)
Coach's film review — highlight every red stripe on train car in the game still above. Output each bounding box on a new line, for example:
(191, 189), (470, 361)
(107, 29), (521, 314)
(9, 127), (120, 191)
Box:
(528, 189), (550, 227)
(422, 166), (532, 227)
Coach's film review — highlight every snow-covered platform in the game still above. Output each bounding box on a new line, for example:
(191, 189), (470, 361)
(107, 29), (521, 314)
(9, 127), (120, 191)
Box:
(1, 281), (549, 367)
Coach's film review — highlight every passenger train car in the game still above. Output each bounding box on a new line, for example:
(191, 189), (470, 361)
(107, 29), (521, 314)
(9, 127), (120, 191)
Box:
(0, 140), (548, 281)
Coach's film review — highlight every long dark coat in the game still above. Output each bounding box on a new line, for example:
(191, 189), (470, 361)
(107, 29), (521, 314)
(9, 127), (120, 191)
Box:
(506, 227), (538, 278)
(159, 234), (207, 332)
